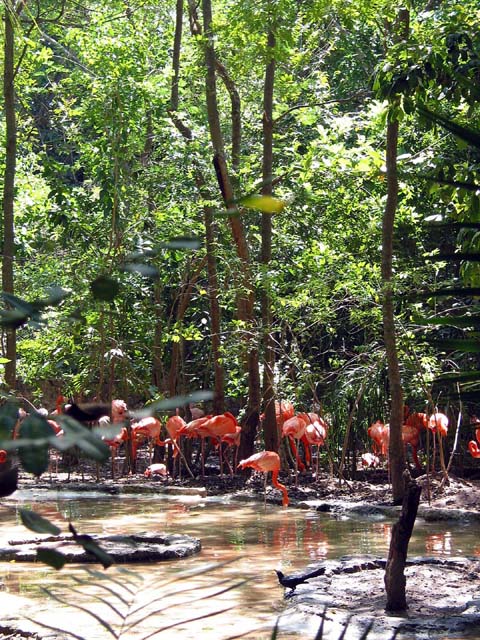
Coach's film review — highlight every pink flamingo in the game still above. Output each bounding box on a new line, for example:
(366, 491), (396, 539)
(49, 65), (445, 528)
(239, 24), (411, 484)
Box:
(282, 415), (307, 486)
(238, 450), (289, 507)
(221, 425), (242, 476)
(178, 415), (213, 477)
(199, 412), (238, 476)
(468, 426), (480, 459)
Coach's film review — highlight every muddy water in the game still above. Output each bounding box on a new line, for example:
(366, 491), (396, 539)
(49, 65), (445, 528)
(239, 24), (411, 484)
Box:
(0, 489), (478, 639)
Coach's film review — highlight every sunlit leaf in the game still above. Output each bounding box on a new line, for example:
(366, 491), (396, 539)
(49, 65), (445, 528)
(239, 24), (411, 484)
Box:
(19, 508), (62, 535)
(241, 194), (285, 214)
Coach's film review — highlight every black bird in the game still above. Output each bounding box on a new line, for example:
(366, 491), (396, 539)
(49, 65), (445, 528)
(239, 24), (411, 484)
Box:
(275, 570), (310, 592)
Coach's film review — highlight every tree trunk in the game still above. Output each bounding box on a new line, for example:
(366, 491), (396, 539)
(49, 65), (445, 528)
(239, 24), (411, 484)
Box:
(2, 1), (17, 388)
(384, 471), (421, 611)
(381, 8), (409, 505)
(171, 0), (225, 413)
(201, 0), (260, 459)
(260, 29), (278, 452)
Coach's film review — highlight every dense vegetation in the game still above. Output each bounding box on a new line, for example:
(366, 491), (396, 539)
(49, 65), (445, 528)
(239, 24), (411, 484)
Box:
(2, 0), (480, 465)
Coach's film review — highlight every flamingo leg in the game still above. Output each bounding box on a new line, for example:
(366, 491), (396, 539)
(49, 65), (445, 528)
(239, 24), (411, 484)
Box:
(264, 472), (267, 509)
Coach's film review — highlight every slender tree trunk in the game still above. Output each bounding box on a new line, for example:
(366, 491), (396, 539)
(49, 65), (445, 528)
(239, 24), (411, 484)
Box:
(201, 0), (260, 459)
(171, 0), (225, 412)
(384, 471), (421, 611)
(382, 8), (409, 505)
(382, 117), (405, 504)
(2, 1), (17, 389)
(261, 29), (278, 452)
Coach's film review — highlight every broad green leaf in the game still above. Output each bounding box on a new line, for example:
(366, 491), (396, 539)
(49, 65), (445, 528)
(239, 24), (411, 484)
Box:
(160, 236), (202, 250)
(36, 548), (67, 570)
(241, 194), (285, 214)
(0, 401), (21, 439)
(69, 525), (113, 569)
(131, 390), (214, 418)
(0, 309), (29, 329)
(19, 508), (62, 535)
(413, 314), (480, 328)
(428, 338), (480, 353)
(122, 263), (160, 278)
(56, 416), (110, 461)
(418, 106), (480, 149)
(19, 445), (50, 477)
(90, 276), (120, 302)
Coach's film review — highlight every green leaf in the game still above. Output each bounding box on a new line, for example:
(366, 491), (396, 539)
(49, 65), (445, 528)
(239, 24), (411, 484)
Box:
(241, 194), (285, 214)
(19, 508), (62, 535)
(0, 401), (21, 439)
(160, 236), (202, 250)
(413, 314), (480, 328)
(0, 309), (29, 329)
(56, 416), (110, 461)
(428, 338), (480, 353)
(121, 263), (160, 278)
(418, 106), (480, 149)
(36, 548), (67, 570)
(19, 445), (50, 477)
(435, 370), (480, 384)
(90, 276), (120, 302)
(132, 390), (214, 418)
(69, 524), (113, 569)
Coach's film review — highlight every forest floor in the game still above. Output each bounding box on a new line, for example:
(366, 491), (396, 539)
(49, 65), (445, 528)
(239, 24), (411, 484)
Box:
(3, 461), (480, 639)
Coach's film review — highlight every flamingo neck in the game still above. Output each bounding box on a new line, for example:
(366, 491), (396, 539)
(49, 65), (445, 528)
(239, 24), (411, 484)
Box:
(271, 470), (289, 507)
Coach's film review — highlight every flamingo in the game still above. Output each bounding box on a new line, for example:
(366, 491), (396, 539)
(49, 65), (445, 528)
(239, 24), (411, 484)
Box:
(428, 411), (449, 472)
(282, 415), (307, 485)
(368, 421), (423, 470)
(131, 417), (162, 466)
(178, 415), (213, 477)
(199, 412), (238, 476)
(144, 463), (168, 478)
(221, 425), (242, 476)
(238, 451), (289, 507)
(367, 420), (389, 457)
(468, 426), (480, 459)
(300, 412), (327, 478)
(361, 452), (380, 468)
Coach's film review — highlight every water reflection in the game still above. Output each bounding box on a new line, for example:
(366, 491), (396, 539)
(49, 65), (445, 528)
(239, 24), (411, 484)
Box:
(0, 491), (478, 639)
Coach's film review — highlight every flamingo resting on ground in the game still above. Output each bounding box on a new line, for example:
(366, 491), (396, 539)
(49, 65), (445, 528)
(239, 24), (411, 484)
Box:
(238, 451), (289, 508)
(144, 463), (168, 478)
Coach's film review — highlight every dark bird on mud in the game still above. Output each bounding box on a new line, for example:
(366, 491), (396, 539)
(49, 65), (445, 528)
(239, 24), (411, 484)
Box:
(275, 570), (311, 592)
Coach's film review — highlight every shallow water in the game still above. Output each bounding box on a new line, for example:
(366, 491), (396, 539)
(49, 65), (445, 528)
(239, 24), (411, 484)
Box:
(0, 489), (479, 639)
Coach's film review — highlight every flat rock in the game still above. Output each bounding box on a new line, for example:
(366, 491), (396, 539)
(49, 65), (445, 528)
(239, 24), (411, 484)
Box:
(279, 555), (480, 639)
(0, 532), (201, 563)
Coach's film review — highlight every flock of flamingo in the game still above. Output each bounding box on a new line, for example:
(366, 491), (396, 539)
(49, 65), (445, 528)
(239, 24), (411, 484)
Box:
(4, 395), (480, 508)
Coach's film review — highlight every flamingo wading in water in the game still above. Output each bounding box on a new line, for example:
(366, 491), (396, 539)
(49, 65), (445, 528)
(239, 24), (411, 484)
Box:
(238, 451), (289, 508)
